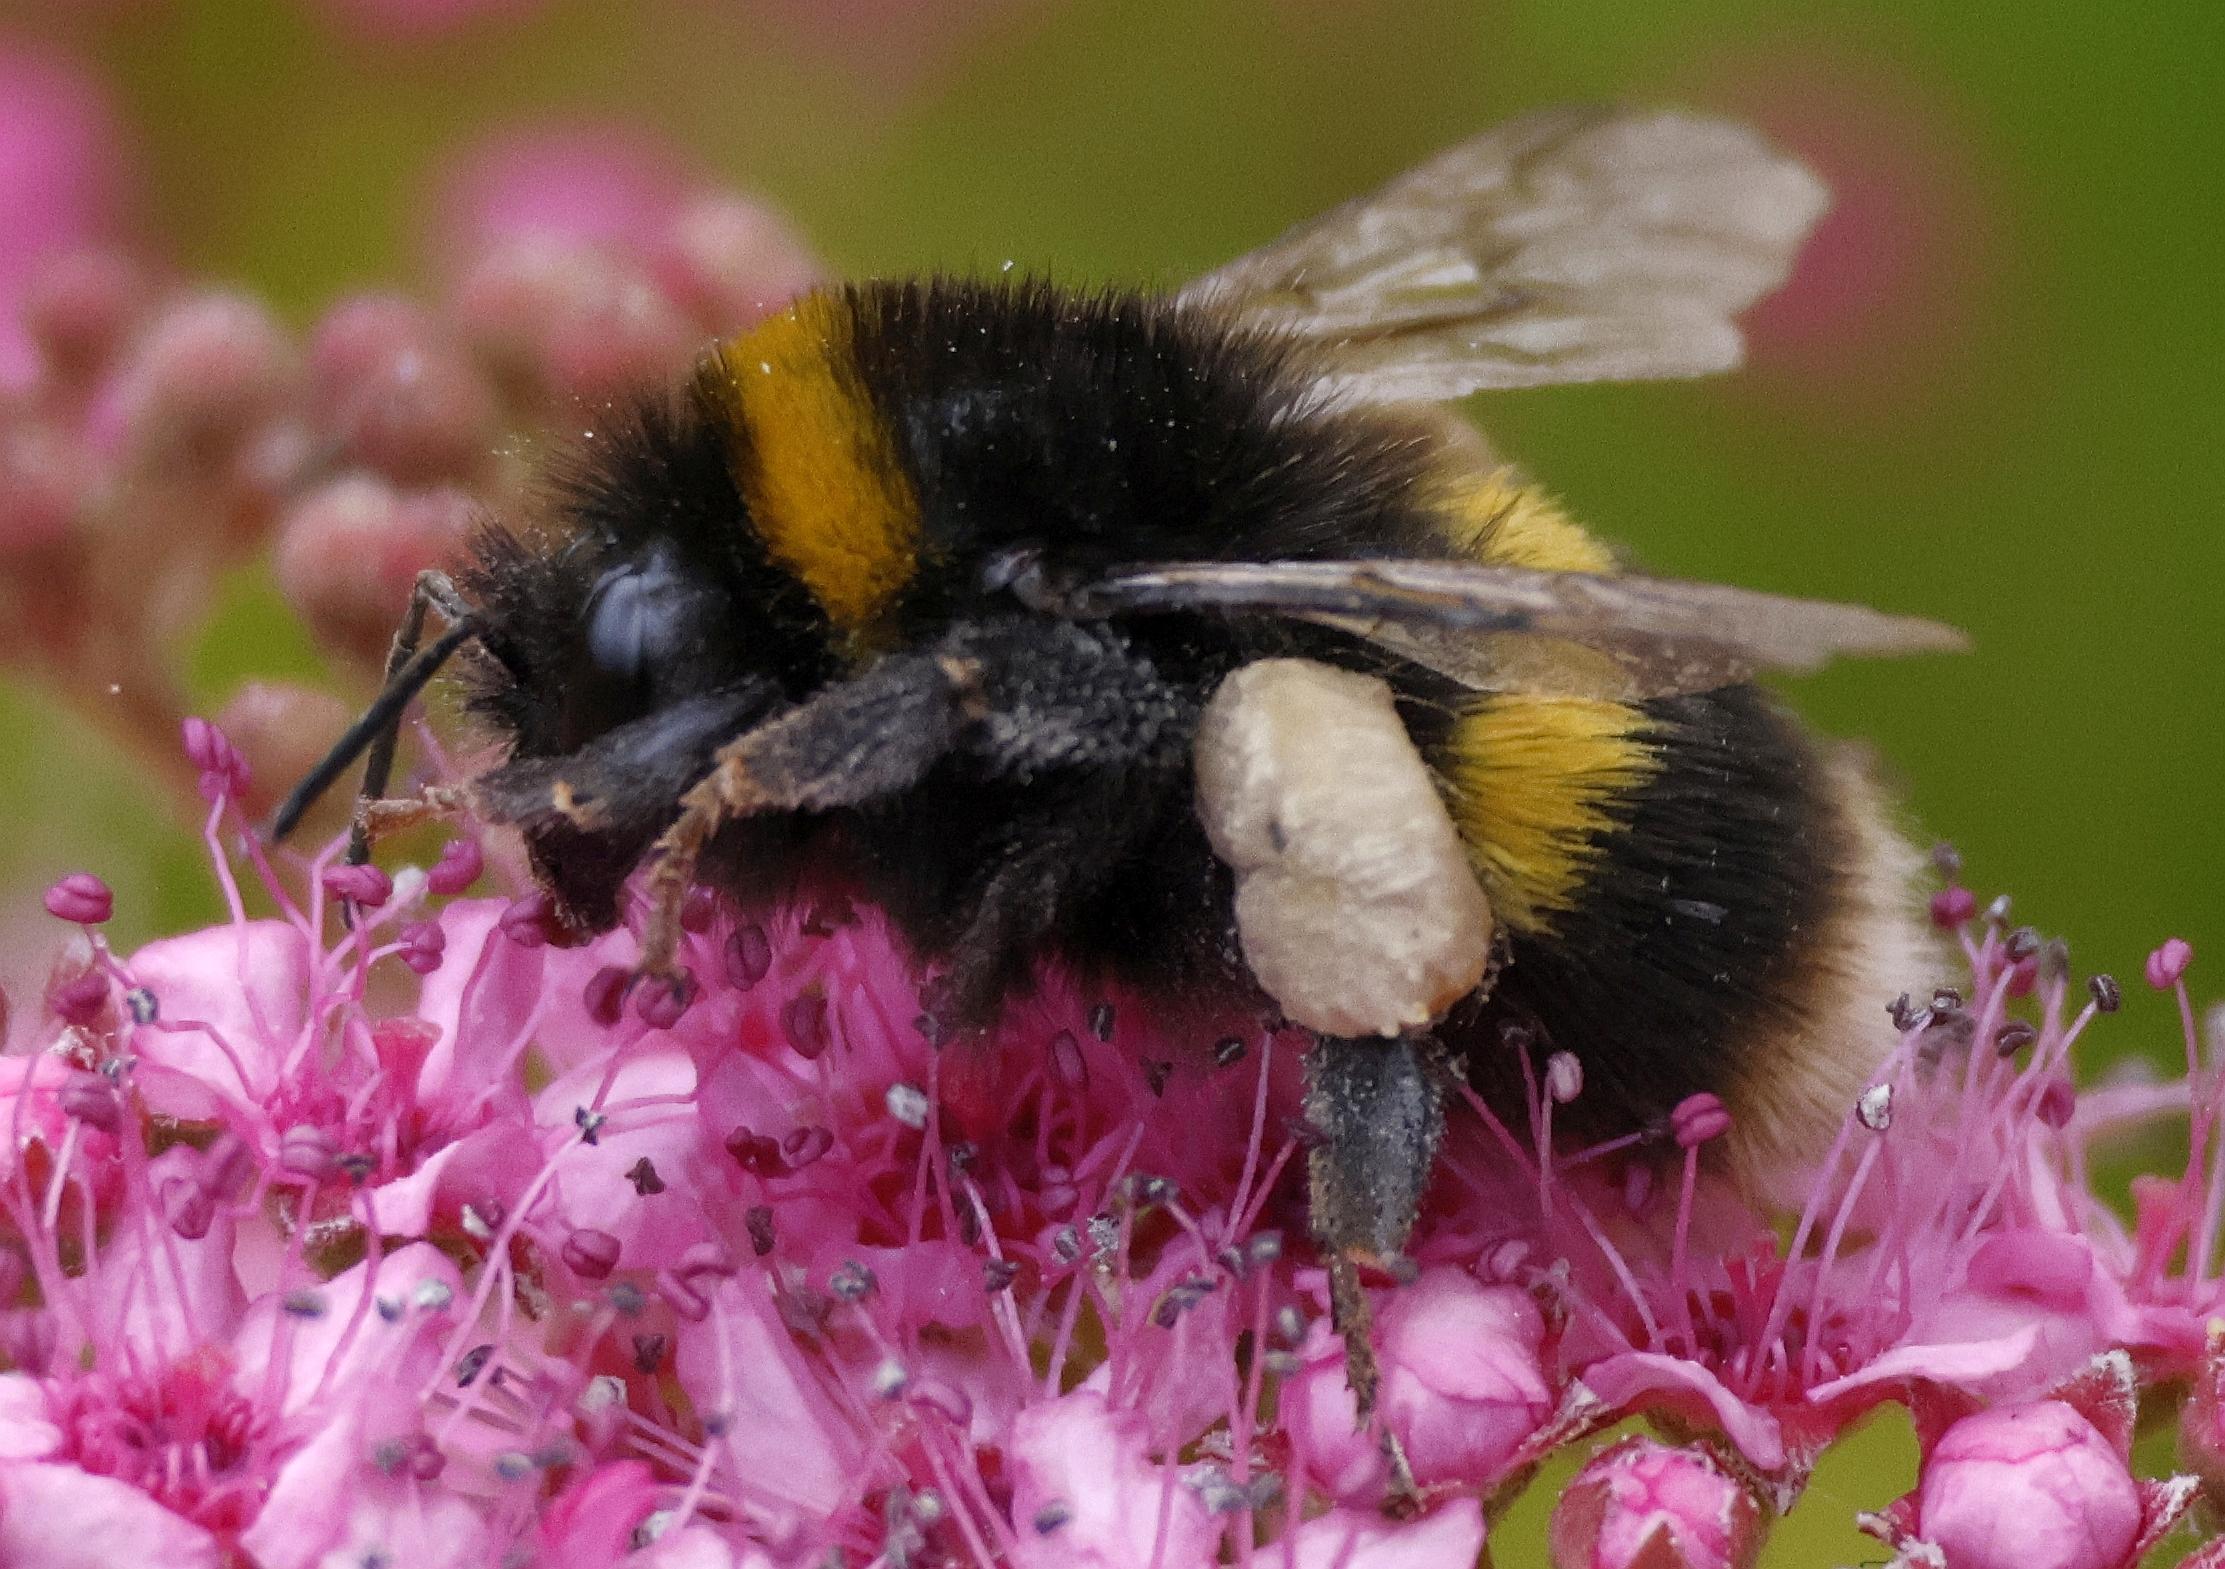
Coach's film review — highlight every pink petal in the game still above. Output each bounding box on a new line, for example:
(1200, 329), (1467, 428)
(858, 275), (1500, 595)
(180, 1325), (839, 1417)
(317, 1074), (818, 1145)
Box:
(1808, 1325), (2044, 1404)
(355, 1120), (533, 1238)
(676, 1278), (865, 1518)
(0, 1371), (60, 1459)
(1577, 1353), (1787, 1472)
(1284, 1500), (1487, 1569)
(279, 1483), (497, 1569)
(126, 919), (310, 1116)
(638, 1527), (768, 1568)
(85, 1150), (246, 1362)
(237, 1404), (367, 1569)
(536, 1048), (714, 1266)
(228, 1243), (464, 1418)
(1005, 1389), (1218, 1569)
(414, 897), (546, 1103)
(0, 1462), (222, 1568)
(1071, 1246), (1240, 1452)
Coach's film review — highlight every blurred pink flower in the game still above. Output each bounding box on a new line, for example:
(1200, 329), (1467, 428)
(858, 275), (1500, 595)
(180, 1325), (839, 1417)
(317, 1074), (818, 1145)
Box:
(1690, 43), (2000, 419)
(1, 122), (818, 821)
(430, 124), (693, 268)
(0, 44), (128, 391)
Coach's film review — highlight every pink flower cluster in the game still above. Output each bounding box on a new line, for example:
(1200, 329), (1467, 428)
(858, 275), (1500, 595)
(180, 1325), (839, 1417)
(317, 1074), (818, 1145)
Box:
(1, 729), (2221, 1567)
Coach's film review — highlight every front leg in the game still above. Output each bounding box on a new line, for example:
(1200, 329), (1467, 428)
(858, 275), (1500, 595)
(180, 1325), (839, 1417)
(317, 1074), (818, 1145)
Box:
(636, 654), (970, 975)
(638, 619), (1188, 976)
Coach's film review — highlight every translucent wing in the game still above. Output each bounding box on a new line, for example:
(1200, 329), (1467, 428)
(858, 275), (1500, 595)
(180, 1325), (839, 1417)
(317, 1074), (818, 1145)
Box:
(1180, 107), (1830, 404)
(1048, 559), (1966, 699)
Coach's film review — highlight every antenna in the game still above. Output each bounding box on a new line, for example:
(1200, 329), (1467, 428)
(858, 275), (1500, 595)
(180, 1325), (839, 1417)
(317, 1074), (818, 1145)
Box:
(268, 615), (482, 843)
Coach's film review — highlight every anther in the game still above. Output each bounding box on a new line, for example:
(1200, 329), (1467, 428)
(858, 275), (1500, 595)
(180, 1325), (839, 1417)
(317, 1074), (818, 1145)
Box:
(563, 1230), (621, 1280)
(782, 995), (831, 1059)
(723, 923), (773, 989)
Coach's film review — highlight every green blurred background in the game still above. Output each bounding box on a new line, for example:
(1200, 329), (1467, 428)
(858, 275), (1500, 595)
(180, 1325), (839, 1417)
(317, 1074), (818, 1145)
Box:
(0, 1), (2218, 1556)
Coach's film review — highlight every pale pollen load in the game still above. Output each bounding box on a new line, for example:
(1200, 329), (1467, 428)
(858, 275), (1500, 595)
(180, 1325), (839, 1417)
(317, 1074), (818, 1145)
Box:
(1195, 658), (1493, 1039)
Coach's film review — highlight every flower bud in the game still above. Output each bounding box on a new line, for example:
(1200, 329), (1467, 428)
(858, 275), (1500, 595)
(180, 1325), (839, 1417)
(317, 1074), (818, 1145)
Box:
(2146, 937), (2194, 991)
(321, 862), (392, 909)
(454, 241), (694, 410)
(208, 686), (346, 815)
(0, 417), (90, 555)
(1283, 1267), (1551, 1500)
(1916, 1401), (2139, 1569)
(274, 475), (476, 666)
(43, 872), (112, 925)
(102, 291), (297, 478)
(21, 247), (146, 384)
(651, 192), (820, 335)
(1549, 1438), (1763, 1569)
(307, 293), (499, 485)
(425, 837), (485, 896)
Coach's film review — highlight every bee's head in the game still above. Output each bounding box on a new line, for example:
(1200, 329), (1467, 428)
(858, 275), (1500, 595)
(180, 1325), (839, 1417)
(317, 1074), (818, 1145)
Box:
(558, 539), (740, 750)
(466, 384), (839, 764)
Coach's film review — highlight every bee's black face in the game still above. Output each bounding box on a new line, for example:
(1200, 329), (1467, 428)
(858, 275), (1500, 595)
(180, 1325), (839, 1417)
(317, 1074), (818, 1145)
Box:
(560, 542), (740, 750)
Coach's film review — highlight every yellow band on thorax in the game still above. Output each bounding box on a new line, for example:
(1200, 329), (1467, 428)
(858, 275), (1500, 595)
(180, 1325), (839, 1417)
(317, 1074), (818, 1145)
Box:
(703, 294), (922, 639)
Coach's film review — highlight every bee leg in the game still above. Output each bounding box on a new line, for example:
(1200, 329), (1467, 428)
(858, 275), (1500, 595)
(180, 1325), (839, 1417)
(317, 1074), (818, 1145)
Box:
(353, 784), (471, 845)
(636, 656), (974, 976)
(346, 571), (474, 867)
(635, 620), (1186, 980)
(1306, 1031), (1446, 1514)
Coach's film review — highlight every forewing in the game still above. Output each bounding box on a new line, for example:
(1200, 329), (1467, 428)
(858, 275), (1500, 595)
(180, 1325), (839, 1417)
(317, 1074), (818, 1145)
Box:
(1065, 559), (1967, 699)
(1180, 107), (1829, 402)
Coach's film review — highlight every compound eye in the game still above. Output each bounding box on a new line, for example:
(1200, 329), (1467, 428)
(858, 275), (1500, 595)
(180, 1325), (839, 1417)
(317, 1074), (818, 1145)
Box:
(569, 546), (727, 737)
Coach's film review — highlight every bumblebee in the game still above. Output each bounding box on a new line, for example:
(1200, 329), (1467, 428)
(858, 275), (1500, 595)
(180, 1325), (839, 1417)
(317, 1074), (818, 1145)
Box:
(276, 107), (1961, 1486)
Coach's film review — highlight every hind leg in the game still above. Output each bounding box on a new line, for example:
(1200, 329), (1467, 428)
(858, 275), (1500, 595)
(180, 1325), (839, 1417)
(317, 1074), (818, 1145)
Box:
(1305, 1031), (1446, 1510)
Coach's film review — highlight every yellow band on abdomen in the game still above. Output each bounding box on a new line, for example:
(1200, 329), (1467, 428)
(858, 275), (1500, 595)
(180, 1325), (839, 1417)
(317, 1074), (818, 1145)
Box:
(1428, 464), (1653, 930)
(1440, 695), (1659, 933)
